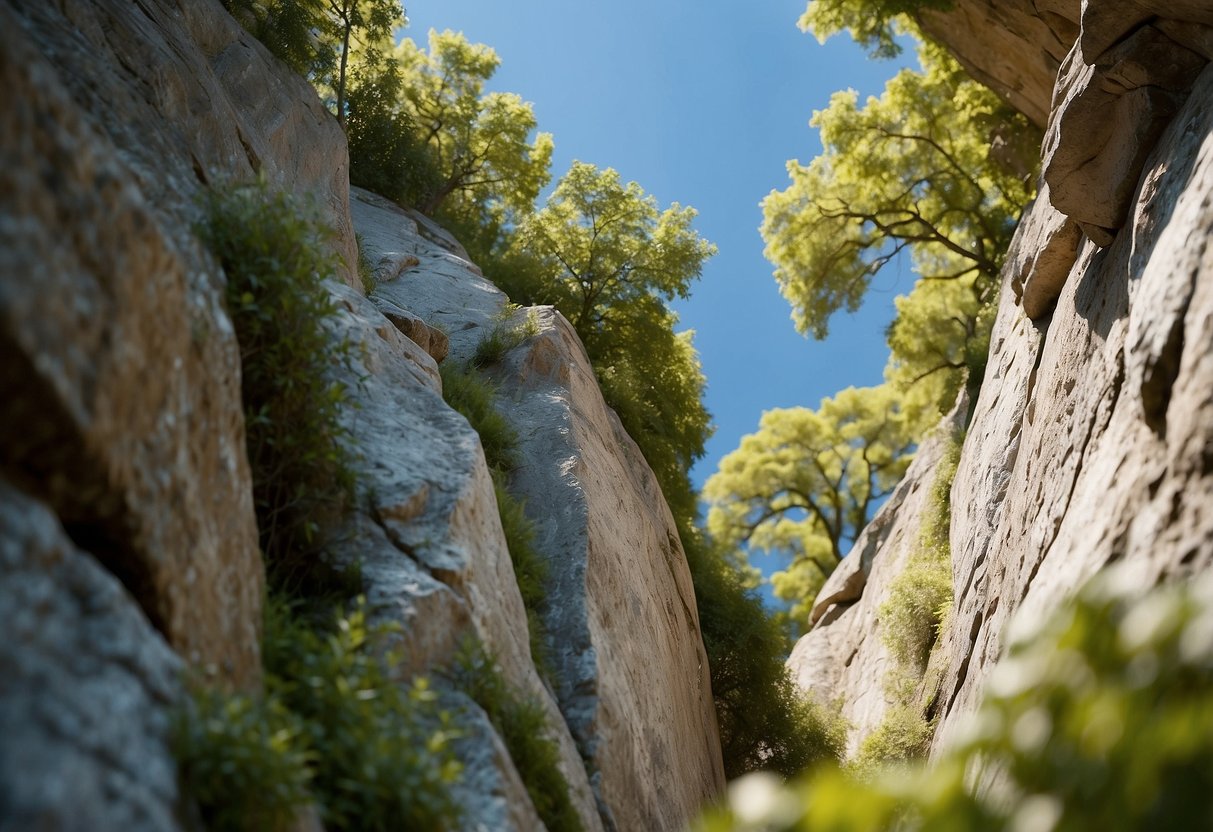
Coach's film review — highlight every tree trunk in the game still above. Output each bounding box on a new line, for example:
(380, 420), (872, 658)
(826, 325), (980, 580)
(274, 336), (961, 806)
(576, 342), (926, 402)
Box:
(336, 19), (352, 130)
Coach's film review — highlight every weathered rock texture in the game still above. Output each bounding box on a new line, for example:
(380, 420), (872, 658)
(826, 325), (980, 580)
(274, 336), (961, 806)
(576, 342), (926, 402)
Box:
(914, 0), (1078, 128)
(2, 1), (724, 828)
(794, 1), (1213, 764)
(931, 60), (1213, 752)
(0, 481), (184, 832)
(787, 410), (964, 756)
(351, 187), (725, 830)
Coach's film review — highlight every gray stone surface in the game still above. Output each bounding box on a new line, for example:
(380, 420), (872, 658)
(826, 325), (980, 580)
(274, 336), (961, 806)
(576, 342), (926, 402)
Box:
(932, 64), (1213, 754)
(350, 188), (724, 830)
(329, 224), (603, 831)
(787, 408), (965, 757)
(0, 481), (185, 832)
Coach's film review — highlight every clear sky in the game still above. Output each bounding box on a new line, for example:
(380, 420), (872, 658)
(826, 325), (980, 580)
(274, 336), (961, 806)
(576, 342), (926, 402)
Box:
(402, 1), (914, 601)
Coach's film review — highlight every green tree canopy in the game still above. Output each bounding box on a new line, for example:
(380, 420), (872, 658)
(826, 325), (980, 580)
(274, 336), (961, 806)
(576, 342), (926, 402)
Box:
(506, 161), (717, 521)
(761, 42), (1032, 343)
(798, 0), (952, 58)
(705, 385), (915, 627)
(394, 30), (554, 218)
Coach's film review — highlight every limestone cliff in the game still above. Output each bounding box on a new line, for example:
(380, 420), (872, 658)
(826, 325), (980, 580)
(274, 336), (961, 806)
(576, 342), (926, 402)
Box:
(0, 1), (722, 829)
(790, 0), (1213, 761)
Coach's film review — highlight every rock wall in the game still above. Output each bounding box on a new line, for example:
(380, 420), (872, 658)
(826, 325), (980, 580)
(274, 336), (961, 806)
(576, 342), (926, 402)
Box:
(351, 188), (725, 830)
(0, 1), (722, 829)
(792, 0), (1213, 761)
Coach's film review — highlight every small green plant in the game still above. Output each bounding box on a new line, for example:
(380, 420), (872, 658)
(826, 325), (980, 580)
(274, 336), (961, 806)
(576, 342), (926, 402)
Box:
(173, 686), (313, 832)
(697, 570), (1213, 831)
(452, 642), (583, 832)
(854, 434), (961, 768)
(471, 305), (540, 368)
(439, 359), (553, 677)
(199, 180), (356, 590)
(263, 598), (463, 831)
(439, 362), (519, 472)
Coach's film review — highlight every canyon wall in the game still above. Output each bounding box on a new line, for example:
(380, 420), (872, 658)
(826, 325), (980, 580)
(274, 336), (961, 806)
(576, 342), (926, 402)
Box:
(791, 0), (1213, 760)
(0, 1), (722, 828)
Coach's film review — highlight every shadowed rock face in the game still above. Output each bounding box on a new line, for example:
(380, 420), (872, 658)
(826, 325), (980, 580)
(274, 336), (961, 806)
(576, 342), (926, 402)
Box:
(351, 187), (725, 831)
(794, 4), (1213, 763)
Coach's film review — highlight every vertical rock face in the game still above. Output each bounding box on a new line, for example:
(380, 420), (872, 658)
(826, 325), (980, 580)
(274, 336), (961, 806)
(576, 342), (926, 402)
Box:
(794, 2), (1213, 761)
(786, 409), (964, 756)
(351, 187), (725, 830)
(932, 62), (1213, 750)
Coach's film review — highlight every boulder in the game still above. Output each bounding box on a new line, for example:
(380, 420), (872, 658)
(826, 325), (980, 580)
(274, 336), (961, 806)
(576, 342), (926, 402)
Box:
(0, 481), (185, 832)
(1043, 22), (1207, 239)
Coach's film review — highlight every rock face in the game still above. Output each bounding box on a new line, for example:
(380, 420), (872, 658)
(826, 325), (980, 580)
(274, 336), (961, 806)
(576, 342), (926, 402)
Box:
(798, 3), (1213, 762)
(2, 2), (722, 829)
(0, 482), (185, 832)
(787, 408), (964, 756)
(932, 60), (1213, 751)
(914, 0), (1079, 128)
(351, 187), (725, 830)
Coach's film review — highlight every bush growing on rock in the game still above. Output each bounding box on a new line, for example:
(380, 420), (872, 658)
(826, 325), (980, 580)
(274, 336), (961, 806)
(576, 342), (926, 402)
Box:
(451, 642), (583, 832)
(199, 181), (356, 591)
(697, 570), (1213, 831)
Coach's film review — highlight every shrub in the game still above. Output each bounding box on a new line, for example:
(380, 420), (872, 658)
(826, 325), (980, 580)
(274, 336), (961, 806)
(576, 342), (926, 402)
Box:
(199, 180), (356, 590)
(451, 643), (583, 832)
(439, 362), (519, 473)
(263, 598), (463, 831)
(686, 524), (846, 778)
(173, 686), (313, 832)
(471, 307), (540, 369)
(697, 569), (1213, 831)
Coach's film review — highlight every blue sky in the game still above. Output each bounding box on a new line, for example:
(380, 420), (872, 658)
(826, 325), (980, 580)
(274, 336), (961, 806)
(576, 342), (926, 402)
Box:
(402, 1), (914, 601)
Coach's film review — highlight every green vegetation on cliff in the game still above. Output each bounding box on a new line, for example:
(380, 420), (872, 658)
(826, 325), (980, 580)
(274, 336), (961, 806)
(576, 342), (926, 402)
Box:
(699, 572), (1213, 830)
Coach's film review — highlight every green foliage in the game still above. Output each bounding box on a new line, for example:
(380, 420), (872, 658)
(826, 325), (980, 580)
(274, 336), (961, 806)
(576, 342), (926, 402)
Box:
(173, 686), (313, 832)
(799, 0), (952, 58)
(439, 357), (552, 676)
(507, 161), (715, 526)
(439, 362), (519, 473)
(199, 180), (355, 589)
(263, 599), (462, 831)
(471, 307), (540, 369)
(705, 385), (915, 627)
(221, 0), (333, 76)
(879, 436), (960, 670)
(394, 30), (554, 218)
(763, 43), (1031, 340)
(345, 53), (444, 208)
(684, 526), (846, 778)
(699, 570), (1213, 831)
(849, 704), (933, 776)
(761, 43), (1035, 429)
(452, 644), (583, 832)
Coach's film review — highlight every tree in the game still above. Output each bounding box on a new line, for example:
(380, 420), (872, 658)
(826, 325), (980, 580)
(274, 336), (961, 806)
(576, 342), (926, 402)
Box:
(798, 0), (953, 59)
(761, 42), (1033, 342)
(324, 0), (403, 130)
(221, 0), (403, 131)
(705, 385), (915, 627)
(508, 161), (716, 521)
(394, 30), (554, 218)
